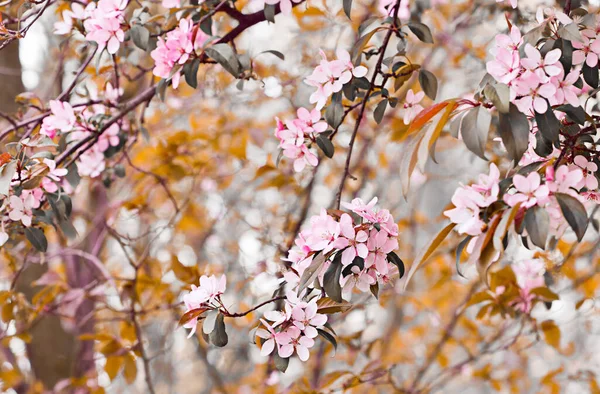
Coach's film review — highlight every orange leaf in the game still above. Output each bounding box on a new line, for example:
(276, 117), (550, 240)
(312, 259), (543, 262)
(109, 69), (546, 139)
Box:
(406, 101), (450, 135)
(178, 307), (210, 327)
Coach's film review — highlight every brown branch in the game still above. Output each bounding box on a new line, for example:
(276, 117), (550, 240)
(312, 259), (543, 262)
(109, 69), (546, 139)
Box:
(333, 8), (400, 209)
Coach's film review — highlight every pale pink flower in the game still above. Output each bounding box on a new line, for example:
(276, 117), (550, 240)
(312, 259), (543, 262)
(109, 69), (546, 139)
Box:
(573, 36), (600, 68)
(444, 188), (486, 236)
(546, 165), (583, 195)
(487, 48), (520, 84)
(573, 156), (598, 190)
(513, 73), (556, 114)
(306, 209), (340, 253)
(8, 194), (35, 227)
(402, 89), (425, 124)
(470, 163), (500, 207)
(496, 0), (517, 9)
(41, 100), (77, 138)
(495, 27), (522, 53)
(162, 0), (181, 8)
(520, 45), (562, 79)
(296, 107), (328, 134)
(366, 229), (398, 274)
(513, 258), (545, 290)
(83, 0), (127, 54)
(333, 213), (369, 266)
(341, 197), (378, 220)
(41, 159), (68, 193)
(278, 326), (314, 361)
(291, 300), (327, 338)
(340, 266), (377, 294)
(282, 143), (319, 172)
(550, 70), (580, 107)
(54, 3), (87, 35)
(503, 172), (549, 208)
(256, 319), (292, 357)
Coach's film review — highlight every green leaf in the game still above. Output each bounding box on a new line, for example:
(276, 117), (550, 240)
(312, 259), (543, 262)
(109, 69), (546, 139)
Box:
(297, 253), (327, 295)
(455, 235), (472, 278)
(316, 135), (335, 159)
(555, 192), (588, 241)
(525, 205), (549, 249)
(202, 309), (219, 335)
(204, 44), (241, 77)
(387, 251), (405, 278)
(534, 125), (554, 158)
(264, 4), (276, 23)
(325, 92), (344, 128)
(317, 328), (337, 354)
(274, 352), (289, 372)
(534, 105), (560, 144)
(418, 69), (438, 100)
(343, 0), (352, 19)
(483, 83), (510, 113)
(498, 104), (530, 164)
(350, 28), (379, 65)
(157, 79), (168, 102)
(258, 50), (285, 60)
(461, 106), (491, 160)
(558, 22), (583, 43)
(183, 58), (201, 89)
(0, 161), (17, 196)
(66, 163), (81, 189)
(555, 104), (586, 125)
(200, 15), (213, 35)
(25, 227), (47, 252)
(374, 99), (388, 124)
(583, 62), (599, 89)
(370, 282), (379, 299)
(407, 21), (434, 44)
(323, 255), (343, 302)
(208, 313), (228, 347)
(130, 25), (150, 51)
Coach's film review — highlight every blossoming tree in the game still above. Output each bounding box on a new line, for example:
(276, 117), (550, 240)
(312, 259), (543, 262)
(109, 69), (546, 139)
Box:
(2, 0), (600, 391)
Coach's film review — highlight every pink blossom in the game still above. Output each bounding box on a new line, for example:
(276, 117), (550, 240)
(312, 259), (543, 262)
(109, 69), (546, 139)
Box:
(341, 197), (378, 220)
(151, 19), (209, 89)
(291, 300), (327, 338)
(306, 209), (340, 253)
(54, 3), (88, 35)
(470, 163), (500, 207)
(573, 36), (600, 68)
(296, 107), (328, 134)
(513, 73), (556, 114)
(340, 266), (377, 294)
(573, 156), (598, 190)
(305, 49), (368, 110)
(487, 48), (520, 84)
(550, 70), (580, 107)
(162, 0), (181, 8)
(402, 89), (425, 124)
(278, 326), (315, 361)
(546, 165), (583, 195)
(41, 100), (77, 138)
(8, 194), (35, 227)
(513, 259), (545, 290)
(333, 213), (369, 266)
(282, 143), (319, 172)
(495, 27), (522, 53)
(83, 0), (127, 54)
(503, 172), (549, 208)
(256, 319), (292, 357)
(41, 159), (68, 193)
(520, 45), (562, 79)
(378, 0), (410, 18)
(366, 229), (398, 274)
(444, 188), (486, 236)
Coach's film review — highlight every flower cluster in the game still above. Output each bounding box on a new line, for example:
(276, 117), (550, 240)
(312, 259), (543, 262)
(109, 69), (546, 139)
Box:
(284, 197), (400, 297)
(0, 157), (69, 243)
(40, 99), (122, 178)
(444, 163), (500, 236)
(83, 0), (127, 54)
(274, 107), (327, 172)
(257, 292), (327, 361)
(182, 275), (227, 337)
(304, 49), (368, 110)
(151, 18), (209, 89)
(511, 258), (545, 313)
(486, 24), (581, 115)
